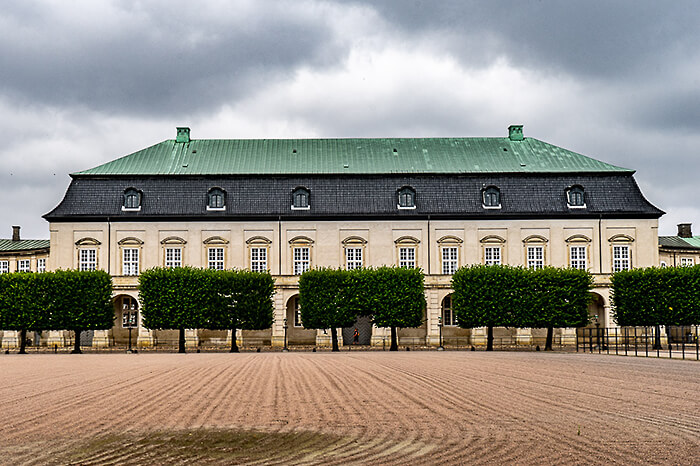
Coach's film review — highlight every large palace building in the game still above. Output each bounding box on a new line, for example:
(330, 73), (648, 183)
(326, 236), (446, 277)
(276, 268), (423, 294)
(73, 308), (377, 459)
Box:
(34, 125), (663, 348)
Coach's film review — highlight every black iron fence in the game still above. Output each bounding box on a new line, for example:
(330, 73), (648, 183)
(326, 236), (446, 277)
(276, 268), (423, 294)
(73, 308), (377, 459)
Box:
(577, 326), (700, 361)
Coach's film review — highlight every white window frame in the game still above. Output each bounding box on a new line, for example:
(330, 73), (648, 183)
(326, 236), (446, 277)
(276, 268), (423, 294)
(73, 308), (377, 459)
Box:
(293, 247), (310, 275)
(17, 259), (30, 272)
(680, 257), (694, 267)
(293, 297), (303, 327)
(0, 260), (8, 274)
(37, 258), (46, 272)
(612, 245), (631, 272)
(527, 246), (544, 270)
(250, 247), (268, 272)
(165, 247), (182, 268)
(122, 248), (139, 276)
(484, 246), (501, 266)
(208, 247), (225, 270)
(570, 245), (587, 270)
(399, 247), (416, 268)
(346, 247), (363, 270)
(441, 247), (458, 275)
(79, 248), (97, 271)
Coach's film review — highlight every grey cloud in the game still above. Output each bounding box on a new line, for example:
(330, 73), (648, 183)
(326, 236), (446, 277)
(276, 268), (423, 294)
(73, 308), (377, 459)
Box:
(0, 1), (344, 116)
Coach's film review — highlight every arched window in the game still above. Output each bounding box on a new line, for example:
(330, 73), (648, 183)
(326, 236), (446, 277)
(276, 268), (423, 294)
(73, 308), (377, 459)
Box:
(567, 185), (585, 207)
(397, 187), (416, 209)
(207, 187), (225, 210)
(482, 186), (501, 208)
(442, 295), (456, 326)
(292, 187), (310, 209)
(123, 188), (141, 210)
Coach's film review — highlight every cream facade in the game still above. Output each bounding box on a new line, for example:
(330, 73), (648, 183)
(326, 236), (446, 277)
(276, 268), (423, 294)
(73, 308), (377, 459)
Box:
(44, 217), (659, 348)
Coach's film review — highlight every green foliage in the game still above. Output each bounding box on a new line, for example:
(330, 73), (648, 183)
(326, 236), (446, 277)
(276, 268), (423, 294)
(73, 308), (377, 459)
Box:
(208, 270), (275, 330)
(451, 265), (526, 328)
(612, 266), (700, 326)
(451, 265), (592, 329)
(139, 267), (217, 330)
(527, 267), (593, 329)
(357, 267), (426, 329)
(0, 272), (50, 331)
(299, 268), (356, 330)
(47, 269), (114, 331)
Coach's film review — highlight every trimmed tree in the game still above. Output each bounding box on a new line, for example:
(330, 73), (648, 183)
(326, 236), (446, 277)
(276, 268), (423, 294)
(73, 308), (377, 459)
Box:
(356, 267), (425, 351)
(208, 270), (275, 352)
(527, 267), (593, 350)
(48, 270), (114, 354)
(299, 268), (356, 351)
(0, 272), (51, 354)
(140, 267), (215, 353)
(452, 265), (527, 351)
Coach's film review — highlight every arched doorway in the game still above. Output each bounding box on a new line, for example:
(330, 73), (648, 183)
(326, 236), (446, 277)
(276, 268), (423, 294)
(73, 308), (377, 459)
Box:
(440, 294), (471, 346)
(342, 316), (372, 346)
(113, 295), (139, 346)
(286, 295), (316, 345)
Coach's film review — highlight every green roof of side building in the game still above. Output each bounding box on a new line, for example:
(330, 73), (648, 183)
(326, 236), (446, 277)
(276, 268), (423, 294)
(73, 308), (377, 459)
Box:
(74, 126), (632, 176)
(0, 239), (50, 252)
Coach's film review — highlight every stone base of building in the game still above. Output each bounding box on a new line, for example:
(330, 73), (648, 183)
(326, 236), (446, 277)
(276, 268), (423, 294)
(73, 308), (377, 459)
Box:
(47, 331), (65, 347)
(1, 331), (18, 349)
(271, 335), (286, 347)
(426, 335), (441, 347)
(137, 331), (154, 347)
(92, 330), (110, 348)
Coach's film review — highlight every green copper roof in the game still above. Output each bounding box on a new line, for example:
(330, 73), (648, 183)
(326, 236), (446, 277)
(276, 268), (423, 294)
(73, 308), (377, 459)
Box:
(659, 236), (700, 249)
(74, 136), (632, 176)
(0, 239), (50, 252)
(683, 236), (700, 248)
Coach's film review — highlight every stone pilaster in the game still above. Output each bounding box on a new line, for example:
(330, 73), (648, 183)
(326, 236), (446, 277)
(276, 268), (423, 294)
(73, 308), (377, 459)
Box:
(185, 329), (199, 347)
(371, 325), (390, 347)
(137, 328), (154, 347)
(471, 327), (487, 346)
(514, 327), (532, 346)
(271, 292), (286, 347)
(561, 327), (577, 346)
(1, 330), (18, 349)
(46, 330), (65, 347)
(92, 330), (110, 347)
(425, 289), (441, 346)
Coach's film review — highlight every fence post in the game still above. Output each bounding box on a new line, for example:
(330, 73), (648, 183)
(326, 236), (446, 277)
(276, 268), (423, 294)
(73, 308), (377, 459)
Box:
(634, 327), (638, 357)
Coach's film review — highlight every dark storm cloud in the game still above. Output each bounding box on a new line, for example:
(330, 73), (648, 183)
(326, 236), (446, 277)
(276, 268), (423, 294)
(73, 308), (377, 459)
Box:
(347, 0), (700, 79)
(0, 1), (342, 115)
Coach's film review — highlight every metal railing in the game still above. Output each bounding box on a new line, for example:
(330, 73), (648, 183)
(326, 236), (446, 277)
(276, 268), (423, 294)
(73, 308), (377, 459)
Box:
(576, 326), (700, 361)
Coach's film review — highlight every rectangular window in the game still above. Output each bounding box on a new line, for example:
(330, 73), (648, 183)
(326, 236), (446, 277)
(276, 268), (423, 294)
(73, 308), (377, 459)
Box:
(680, 257), (694, 267)
(441, 247), (458, 274)
(346, 247), (363, 270)
(37, 258), (46, 272)
(17, 259), (30, 272)
(79, 249), (97, 271)
(527, 246), (544, 270)
(293, 247), (310, 275)
(294, 297), (303, 327)
(0, 261), (8, 274)
(399, 247), (416, 268)
(484, 246), (501, 266)
(570, 246), (587, 270)
(165, 248), (182, 268)
(612, 245), (630, 272)
(208, 247), (225, 270)
(251, 247), (268, 272)
(123, 248), (139, 276)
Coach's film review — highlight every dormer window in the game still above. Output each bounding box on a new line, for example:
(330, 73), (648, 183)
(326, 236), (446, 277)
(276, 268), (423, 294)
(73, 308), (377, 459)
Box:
(122, 188), (141, 211)
(567, 185), (585, 208)
(292, 187), (310, 210)
(482, 186), (501, 209)
(397, 187), (416, 209)
(207, 187), (226, 211)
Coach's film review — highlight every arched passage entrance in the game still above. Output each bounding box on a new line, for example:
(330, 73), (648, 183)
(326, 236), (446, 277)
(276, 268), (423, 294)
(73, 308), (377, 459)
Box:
(343, 316), (372, 346)
(113, 294), (139, 346)
(440, 294), (471, 346)
(286, 295), (316, 345)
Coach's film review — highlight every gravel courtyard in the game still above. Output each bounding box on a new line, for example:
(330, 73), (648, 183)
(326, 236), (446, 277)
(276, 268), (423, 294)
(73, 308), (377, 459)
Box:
(1, 351), (698, 465)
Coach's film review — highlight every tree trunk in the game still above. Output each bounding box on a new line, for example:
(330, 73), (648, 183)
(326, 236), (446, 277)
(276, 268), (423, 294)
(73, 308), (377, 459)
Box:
(71, 329), (82, 354)
(486, 325), (494, 351)
(653, 324), (662, 350)
(331, 327), (339, 352)
(230, 326), (239, 353)
(545, 326), (554, 351)
(18, 329), (27, 354)
(390, 326), (398, 351)
(178, 328), (186, 354)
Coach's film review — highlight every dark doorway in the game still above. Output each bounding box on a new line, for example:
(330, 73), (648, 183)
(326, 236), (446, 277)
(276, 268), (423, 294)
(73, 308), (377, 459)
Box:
(343, 316), (372, 345)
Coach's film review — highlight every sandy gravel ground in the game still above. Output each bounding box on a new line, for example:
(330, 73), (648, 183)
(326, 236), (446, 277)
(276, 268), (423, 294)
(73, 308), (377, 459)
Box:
(1, 351), (699, 465)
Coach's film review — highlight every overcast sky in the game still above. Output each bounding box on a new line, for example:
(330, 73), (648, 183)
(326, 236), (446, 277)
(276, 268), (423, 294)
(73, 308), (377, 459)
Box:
(1, 0), (698, 239)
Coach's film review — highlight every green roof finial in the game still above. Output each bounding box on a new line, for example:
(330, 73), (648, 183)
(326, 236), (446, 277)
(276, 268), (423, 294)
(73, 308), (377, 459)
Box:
(176, 127), (190, 143)
(508, 125), (523, 141)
